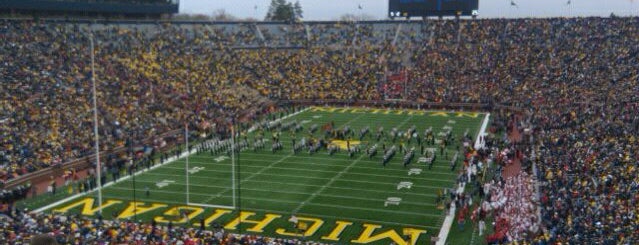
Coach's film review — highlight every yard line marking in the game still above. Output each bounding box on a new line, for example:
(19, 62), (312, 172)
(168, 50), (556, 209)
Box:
(292, 114), (416, 213)
(182, 159), (458, 176)
(96, 194), (439, 229)
(292, 153), (367, 213)
(200, 152), (295, 204)
(33, 141), (206, 213)
(189, 152), (456, 169)
(396, 114), (415, 129)
(129, 180), (437, 197)
(101, 189), (437, 218)
(142, 171), (453, 187)
(128, 178), (439, 198)
(32, 107), (312, 213)
(109, 186), (436, 207)
(161, 163), (457, 179)
(202, 112), (369, 205)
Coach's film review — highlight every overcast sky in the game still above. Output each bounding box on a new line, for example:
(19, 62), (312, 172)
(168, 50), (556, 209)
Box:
(179, 0), (639, 20)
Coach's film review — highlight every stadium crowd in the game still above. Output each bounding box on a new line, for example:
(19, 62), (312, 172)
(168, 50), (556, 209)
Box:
(0, 209), (329, 245)
(0, 20), (272, 181)
(0, 16), (638, 244)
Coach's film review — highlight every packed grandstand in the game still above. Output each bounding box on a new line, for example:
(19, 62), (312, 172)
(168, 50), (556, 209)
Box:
(0, 13), (638, 245)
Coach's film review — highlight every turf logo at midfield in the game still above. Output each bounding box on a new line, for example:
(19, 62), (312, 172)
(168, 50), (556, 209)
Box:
(329, 140), (362, 150)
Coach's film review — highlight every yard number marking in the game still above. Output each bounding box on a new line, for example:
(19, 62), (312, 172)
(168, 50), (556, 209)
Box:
(384, 197), (402, 207)
(214, 156), (229, 162)
(188, 166), (205, 174)
(408, 168), (422, 175)
(155, 180), (175, 188)
(396, 181), (413, 190)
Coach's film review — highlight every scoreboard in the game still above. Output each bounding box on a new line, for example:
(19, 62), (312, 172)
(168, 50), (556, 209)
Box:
(389, 0), (479, 18)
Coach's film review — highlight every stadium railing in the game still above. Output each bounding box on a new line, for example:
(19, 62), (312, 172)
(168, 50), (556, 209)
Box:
(3, 128), (182, 190)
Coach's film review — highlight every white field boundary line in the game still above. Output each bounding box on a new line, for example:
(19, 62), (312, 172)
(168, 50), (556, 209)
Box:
(184, 159), (458, 175)
(291, 114), (415, 213)
(141, 171), (453, 187)
(128, 178), (440, 198)
(95, 194), (439, 230)
(246, 107), (310, 133)
(108, 186), (437, 207)
(238, 111), (482, 145)
(108, 187), (439, 214)
(436, 112), (490, 245)
(469, 225), (478, 245)
(474, 113), (491, 149)
(200, 112), (368, 205)
(33, 107), (311, 213)
(306, 107), (486, 118)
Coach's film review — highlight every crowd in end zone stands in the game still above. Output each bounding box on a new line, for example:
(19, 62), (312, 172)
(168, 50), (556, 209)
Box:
(1, 208), (327, 245)
(0, 17), (638, 244)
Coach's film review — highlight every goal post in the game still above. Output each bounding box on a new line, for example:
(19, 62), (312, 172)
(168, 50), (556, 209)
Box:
(184, 123), (238, 210)
(183, 108), (309, 211)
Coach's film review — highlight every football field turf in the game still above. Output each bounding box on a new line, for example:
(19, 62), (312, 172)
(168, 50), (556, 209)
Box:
(40, 107), (487, 245)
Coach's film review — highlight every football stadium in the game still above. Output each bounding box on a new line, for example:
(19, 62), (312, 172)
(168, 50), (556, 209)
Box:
(1, 0), (638, 245)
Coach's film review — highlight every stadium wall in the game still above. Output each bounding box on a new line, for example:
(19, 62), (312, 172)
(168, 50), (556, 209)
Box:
(4, 129), (183, 191)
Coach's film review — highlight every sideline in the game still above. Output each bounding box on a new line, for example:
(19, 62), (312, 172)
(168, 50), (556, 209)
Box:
(436, 113), (490, 245)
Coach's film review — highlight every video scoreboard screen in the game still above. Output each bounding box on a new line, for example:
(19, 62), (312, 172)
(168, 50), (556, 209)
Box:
(389, 0), (479, 18)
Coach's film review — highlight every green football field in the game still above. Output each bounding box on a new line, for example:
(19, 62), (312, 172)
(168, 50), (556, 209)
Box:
(39, 106), (487, 245)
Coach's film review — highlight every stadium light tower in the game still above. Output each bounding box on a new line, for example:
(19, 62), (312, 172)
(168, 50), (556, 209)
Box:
(90, 33), (104, 215)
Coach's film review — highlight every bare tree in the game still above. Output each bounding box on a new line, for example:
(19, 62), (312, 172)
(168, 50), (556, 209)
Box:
(212, 9), (238, 21)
